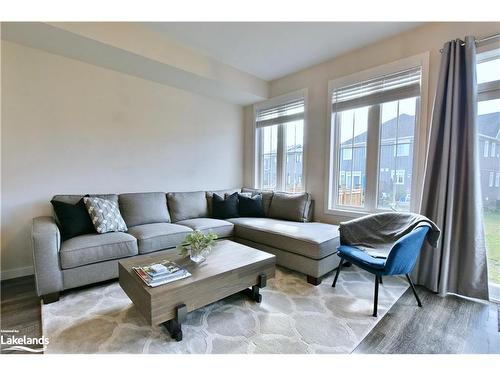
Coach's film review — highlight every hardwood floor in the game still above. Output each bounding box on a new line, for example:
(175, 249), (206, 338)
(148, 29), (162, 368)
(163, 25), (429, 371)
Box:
(353, 286), (500, 354)
(0, 276), (42, 354)
(1, 275), (499, 354)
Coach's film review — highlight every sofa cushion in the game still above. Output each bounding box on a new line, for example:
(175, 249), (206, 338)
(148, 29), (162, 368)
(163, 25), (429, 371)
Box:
(238, 193), (265, 217)
(241, 188), (274, 216)
(60, 232), (138, 269)
(127, 223), (192, 254)
(228, 217), (339, 260)
(176, 218), (234, 238)
(268, 192), (311, 222)
(84, 197), (128, 233)
(337, 245), (386, 270)
(50, 198), (95, 240)
(212, 192), (239, 219)
(119, 192), (170, 227)
(206, 188), (240, 216)
(167, 191), (208, 222)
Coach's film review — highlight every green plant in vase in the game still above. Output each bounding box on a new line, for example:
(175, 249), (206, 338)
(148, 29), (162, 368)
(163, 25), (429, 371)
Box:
(177, 230), (218, 264)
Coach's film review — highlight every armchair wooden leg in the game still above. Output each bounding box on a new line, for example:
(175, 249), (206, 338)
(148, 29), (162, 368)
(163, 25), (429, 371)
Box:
(406, 274), (422, 307)
(373, 275), (379, 317)
(332, 258), (345, 288)
(307, 275), (322, 286)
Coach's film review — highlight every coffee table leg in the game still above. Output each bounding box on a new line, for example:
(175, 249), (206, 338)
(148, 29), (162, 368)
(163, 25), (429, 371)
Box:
(163, 304), (187, 342)
(244, 273), (267, 303)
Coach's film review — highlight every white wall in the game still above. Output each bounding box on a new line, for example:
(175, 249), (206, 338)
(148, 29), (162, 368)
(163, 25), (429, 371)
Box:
(1, 41), (244, 278)
(244, 22), (500, 224)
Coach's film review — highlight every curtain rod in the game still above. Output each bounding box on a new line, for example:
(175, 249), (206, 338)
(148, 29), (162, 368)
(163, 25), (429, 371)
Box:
(439, 32), (500, 53)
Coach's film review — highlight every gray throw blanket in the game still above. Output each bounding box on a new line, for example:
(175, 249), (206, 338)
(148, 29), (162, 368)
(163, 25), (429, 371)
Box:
(339, 212), (440, 258)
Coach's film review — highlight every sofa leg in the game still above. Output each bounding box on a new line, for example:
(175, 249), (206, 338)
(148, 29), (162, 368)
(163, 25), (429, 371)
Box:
(332, 258), (345, 288)
(42, 292), (60, 304)
(306, 275), (322, 286)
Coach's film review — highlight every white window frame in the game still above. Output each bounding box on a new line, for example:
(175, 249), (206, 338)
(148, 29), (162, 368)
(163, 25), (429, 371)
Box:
(325, 53), (430, 218)
(491, 142), (496, 157)
(253, 89), (308, 192)
(484, 140), (490, 157)
(477, 43), (500, 303)
(489, 171), (495, 187)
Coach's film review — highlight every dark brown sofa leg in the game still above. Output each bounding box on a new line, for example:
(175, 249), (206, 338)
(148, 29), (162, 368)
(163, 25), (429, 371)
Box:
(42, 292), (60, 304)
(307, 275), (322, 286)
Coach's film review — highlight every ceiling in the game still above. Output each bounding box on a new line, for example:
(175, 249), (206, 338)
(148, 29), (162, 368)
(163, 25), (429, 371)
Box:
(144, 22), (423, 81)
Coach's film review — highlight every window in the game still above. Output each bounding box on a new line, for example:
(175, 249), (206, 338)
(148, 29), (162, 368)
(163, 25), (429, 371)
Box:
(327, 55), (427, 214)
(484, 140), (490, 157)
(395, 143), (410, 157)
(336, 107), (368, 206)
(342, 147), (353, 160)
(260, 125), (278, 190)
(391, 170), (405, 185)
(476, 46), (500, 301)
(255, 91), (305, 192)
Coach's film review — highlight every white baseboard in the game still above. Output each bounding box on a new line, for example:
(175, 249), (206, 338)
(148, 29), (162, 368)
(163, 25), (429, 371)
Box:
(1, 266), (34, 280)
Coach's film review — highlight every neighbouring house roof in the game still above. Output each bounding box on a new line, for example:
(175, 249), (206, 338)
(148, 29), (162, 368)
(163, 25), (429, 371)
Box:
(342, 113), (415, 146)
(342, 112), (500, 146)
(264, 143), (302, 155)
(478, 112), (500, 139)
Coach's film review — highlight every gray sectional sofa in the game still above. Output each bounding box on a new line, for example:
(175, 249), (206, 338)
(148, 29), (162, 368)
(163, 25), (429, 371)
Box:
(32, 188), (340, 303)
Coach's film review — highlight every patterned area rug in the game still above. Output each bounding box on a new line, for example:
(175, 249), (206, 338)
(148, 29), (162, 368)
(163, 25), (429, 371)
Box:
(42, 266), (407, 353)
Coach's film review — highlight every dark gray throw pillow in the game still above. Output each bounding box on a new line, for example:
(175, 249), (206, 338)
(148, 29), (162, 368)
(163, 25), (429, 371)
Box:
(238, 193), (265, 217)
(51, 197), (95, 240)
(268, 191), (311, 222)
(212, 192), (239, 219)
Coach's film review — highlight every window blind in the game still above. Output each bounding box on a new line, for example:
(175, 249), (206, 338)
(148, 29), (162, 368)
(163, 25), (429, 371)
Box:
(255, 98), (304, 128)
(332, 67), (421, 112)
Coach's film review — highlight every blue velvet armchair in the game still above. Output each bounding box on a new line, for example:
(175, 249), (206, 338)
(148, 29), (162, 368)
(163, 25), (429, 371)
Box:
(332, 226), (430, 317)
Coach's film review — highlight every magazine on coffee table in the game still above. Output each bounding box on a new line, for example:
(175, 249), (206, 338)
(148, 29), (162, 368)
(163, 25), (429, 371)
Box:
(133, 260), (191, 287)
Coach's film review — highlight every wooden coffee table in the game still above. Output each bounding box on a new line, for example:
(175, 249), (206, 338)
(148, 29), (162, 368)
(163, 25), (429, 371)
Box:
(118, 239), (276, 341)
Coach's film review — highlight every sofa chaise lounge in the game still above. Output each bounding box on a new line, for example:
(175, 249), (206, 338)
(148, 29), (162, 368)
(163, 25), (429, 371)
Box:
(32, 188), (340, 303)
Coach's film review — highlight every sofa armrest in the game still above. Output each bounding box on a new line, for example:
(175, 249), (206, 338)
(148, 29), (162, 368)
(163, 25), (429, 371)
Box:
(32, 216), (63, 296)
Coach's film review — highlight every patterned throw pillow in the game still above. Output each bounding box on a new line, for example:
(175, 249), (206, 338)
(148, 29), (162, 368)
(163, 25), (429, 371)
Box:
(83, 197), (128, 233)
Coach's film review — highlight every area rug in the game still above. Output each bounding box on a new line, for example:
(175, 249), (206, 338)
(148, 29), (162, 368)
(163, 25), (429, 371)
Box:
(41, 266), (408, 354)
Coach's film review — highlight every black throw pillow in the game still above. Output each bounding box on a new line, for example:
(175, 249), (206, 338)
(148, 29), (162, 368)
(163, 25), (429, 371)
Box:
(238, 193), (265, 217)
(212, 192), (239, 219)
(51, 197), (96, 240)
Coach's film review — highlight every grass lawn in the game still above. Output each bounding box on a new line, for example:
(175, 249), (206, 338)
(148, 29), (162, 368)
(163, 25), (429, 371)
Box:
(484, 210), (500, 285)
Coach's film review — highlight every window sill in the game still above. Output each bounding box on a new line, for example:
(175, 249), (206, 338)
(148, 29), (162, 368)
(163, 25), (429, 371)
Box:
(323, 208), (370, 219)
(324, 206), (410, 220)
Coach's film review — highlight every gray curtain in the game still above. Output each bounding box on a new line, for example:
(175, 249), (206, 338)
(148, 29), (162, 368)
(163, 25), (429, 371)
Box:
(413, 36), (489, 300)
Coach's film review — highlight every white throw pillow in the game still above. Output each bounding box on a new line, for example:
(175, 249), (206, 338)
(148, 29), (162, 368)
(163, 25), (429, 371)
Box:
(83, 197), (128, 233)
